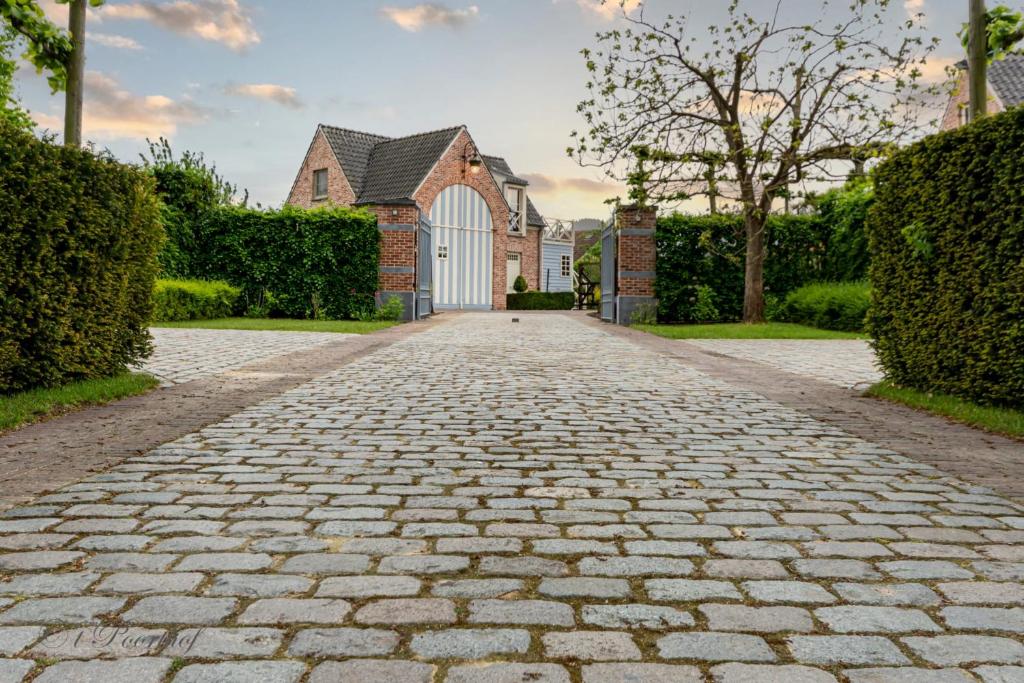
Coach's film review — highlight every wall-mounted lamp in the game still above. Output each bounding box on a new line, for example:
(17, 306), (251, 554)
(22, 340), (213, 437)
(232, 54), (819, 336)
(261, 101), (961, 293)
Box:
(462, 141), (483, 177)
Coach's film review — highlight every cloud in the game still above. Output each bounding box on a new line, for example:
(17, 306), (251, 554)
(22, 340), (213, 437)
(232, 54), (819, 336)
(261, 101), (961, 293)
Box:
(521, 173), (625, 198)
(33, 71), (207, 140)
(379, 3), (480, 32)
(224, 83), (303, 109)
(100, 0), (260, 51)
(91, 33), (144, 50)
(904, 0), (925, 18)
(569, 0), (641, 20)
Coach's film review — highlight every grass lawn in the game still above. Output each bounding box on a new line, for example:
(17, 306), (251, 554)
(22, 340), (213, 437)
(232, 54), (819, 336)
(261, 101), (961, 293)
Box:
(152, 318), (400, 334)
(866, 381), (1024, 440)
(0, 372), (159, 433)
(634, 322), (869, 340)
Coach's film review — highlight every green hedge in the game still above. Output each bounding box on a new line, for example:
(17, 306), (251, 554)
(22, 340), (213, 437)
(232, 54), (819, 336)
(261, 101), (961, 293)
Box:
(507, 292), (575, 310)
(193, 206), (380, 320)
(153, 279), (241, 322)
(868, 107), (1024, 409)
(0, 121), (162, 393)
(813, 179), (873, 282)
(781, 281), (870, 332)
(656, 214), (829, 323)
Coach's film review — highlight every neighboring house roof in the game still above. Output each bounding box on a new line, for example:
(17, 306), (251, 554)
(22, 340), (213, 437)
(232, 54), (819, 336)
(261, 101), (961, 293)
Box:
(315, 125), (546, 223)
(989, 54), (1024, 107)
(954, 54), (1024, 108)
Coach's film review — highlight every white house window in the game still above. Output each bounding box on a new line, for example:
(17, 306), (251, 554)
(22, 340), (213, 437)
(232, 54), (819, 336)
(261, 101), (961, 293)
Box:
(312, 169), (329, 200)
(506, 186), (525, 234)
(958, 105), (969, 128)
(561, 254), (571, 278)
(437, 245), (448, 260)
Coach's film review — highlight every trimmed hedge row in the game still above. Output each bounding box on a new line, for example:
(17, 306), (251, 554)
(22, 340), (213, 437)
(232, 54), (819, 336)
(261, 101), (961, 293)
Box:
(152, 279), (241, 322)
(868, 107), (1024, 409)
(781, 281), (870, 332)
(193, 206), (380, 320)
(655, 214), (829, 323)
(0, 121), (162, 393)
(507, 292), (575, 310)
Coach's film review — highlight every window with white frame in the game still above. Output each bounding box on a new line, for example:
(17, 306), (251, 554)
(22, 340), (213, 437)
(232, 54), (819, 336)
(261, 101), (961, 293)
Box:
(561, 254), (571, 278)
(506, 186), (525, 234)
(312, 169), (329, 200)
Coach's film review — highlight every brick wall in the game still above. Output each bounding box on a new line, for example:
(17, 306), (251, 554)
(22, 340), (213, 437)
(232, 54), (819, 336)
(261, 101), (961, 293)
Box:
(508, 229), (541, 293)
(616, 205), (657, 297)
(286, 129), (356, 208)
(941, 70), (1004, 131)
(372, 205), (418, 293)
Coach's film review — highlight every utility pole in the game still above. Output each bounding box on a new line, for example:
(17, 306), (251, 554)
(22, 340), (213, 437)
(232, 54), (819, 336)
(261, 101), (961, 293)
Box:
(968, 0), (988, 122)
(64, 0), (86, 146)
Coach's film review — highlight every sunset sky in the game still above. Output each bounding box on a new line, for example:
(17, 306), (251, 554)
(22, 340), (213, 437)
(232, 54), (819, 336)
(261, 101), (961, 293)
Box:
(14, 0), (977, 220)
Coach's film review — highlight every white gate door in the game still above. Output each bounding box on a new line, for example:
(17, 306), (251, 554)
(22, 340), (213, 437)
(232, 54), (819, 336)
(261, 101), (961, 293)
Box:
(431, 184), (493, 309)
(506, 252), (521, 293)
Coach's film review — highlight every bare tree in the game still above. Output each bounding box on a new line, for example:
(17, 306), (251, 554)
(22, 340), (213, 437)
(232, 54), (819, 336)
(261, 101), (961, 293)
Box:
(570, 0), (941, 322)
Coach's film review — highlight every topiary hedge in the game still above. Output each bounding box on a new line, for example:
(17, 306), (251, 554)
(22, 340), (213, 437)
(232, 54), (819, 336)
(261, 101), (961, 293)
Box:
(656, 214), (829, 323)
(868, 107), (1024, 409)
(193, 205), (379, 320)
(506, 292), (575, 310)
(152, 279), (241, 322)
(781, 281), (870, 332)
(0, 121), (162, 393)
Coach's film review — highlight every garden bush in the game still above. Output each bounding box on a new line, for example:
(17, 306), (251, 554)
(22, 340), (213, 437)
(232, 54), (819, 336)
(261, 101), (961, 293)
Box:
(0, 121), (162, 393)
(781, 281), (870, 332)
(868, 107), (1024, 409)
(810, 179), (874, 282)
(506, 292), (575, 310)
(194, 205), (380, 320)
(152, 279), (241, 322)
(655, 214), (829, 323)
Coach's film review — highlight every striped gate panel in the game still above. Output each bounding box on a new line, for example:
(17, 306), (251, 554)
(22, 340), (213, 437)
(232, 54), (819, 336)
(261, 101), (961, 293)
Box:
(430, 184), (492, 309)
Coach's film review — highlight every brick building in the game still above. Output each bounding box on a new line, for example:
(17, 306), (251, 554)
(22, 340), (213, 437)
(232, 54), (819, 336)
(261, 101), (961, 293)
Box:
(941, 55), (1024, 130)
(286, 124), (546, 319)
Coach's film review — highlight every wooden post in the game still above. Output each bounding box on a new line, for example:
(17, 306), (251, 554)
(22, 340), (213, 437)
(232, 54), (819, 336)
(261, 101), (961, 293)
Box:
(968, 0), (988, 122)
(63, 0), (86, 146)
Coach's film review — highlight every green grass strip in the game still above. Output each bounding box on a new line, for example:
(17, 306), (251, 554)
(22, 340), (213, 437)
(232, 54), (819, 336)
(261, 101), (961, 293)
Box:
(0, 372), (159, 433)
(866, 381), (1024, 440)
(634, 322), (869, 340)
(151, 317), (400, 334)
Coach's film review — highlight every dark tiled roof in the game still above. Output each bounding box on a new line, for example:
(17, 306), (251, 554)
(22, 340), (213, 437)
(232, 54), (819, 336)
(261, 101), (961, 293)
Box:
(989, 54), (1024, 107)
(526, 198), (546, 227)
(319, 125), (388, 198)
(357, 127), (463, 204)
(482, 155), (531, 186)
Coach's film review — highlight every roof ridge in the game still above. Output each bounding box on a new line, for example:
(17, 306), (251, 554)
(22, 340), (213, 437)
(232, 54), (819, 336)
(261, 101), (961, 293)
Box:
(318, 123), (391, 141)
(372, 125), (465, 146)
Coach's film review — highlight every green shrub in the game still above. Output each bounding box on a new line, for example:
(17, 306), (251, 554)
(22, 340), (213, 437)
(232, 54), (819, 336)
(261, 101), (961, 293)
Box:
(656, 213), (828, 323)
(810, 178), (874, 282)
(868, 107), (1024, 409)
(357, 295), (405, 322)
(513, 275), (528, 293)
(0, 120), (162, 393)
(152, 279), (241, 322)
(193, 205), (380, 320)
(506, 292), (575, 310)
(781, 281), (870, 332)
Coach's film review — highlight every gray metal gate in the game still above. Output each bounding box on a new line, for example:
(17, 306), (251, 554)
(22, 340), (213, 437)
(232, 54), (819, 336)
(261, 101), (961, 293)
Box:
(417, 216), (433, 319)
(599, 216), (616, 322)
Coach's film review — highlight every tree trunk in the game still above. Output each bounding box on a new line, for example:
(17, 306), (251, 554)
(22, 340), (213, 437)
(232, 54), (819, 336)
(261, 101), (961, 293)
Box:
(64, 0), (86, 147)
(742, 209), (766, 323)
(968, 0), (988, 122)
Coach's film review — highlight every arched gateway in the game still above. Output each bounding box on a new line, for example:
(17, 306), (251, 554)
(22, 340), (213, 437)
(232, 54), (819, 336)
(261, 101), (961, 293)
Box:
(430, 184), (493, 310)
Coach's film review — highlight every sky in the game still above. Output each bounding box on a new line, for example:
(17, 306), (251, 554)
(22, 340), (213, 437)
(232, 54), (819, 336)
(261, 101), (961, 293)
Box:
(11, 0), (984, 220)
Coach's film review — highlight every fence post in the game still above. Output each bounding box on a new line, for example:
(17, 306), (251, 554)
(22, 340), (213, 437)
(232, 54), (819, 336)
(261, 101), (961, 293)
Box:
(615, 204), (658, 325)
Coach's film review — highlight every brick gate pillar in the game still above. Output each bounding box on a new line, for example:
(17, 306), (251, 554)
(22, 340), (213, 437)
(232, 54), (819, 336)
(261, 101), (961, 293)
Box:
(370, 205), (418, 321)
(615, 204), (658, 325)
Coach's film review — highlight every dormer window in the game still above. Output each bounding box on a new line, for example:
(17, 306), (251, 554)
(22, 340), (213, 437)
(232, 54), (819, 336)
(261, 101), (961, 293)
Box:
(313, 169), (329, 200)
(506, 185), (525, 234)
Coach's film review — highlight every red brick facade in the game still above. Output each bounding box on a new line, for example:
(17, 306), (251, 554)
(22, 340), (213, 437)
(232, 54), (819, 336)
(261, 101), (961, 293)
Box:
(941, 70), (1004, 131)
(286, 130), (355, 208)
(286, 127), (543, 314)
(616, 205), (657, 297)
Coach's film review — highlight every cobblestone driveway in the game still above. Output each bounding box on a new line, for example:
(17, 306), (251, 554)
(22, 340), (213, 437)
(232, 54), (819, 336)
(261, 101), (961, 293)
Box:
(141, 328), (350, 385)
(0, 313), (1021, 682)
(685, 339), (883, 389)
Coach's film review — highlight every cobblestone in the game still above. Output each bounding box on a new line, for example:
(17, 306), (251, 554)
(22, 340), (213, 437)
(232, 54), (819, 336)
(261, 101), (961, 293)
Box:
(0, 312), (1020, 678)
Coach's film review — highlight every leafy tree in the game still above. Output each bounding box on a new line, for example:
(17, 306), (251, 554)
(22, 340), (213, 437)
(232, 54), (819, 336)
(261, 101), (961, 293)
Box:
(960, 4), (1024, 62)
(0, 26), (33, 131)
(570, 0), (940, 322)
(140, 138), (245, 277)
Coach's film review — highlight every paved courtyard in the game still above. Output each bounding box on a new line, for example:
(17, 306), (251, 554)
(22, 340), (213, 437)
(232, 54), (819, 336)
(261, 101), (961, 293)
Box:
(140, 328), (350, 385)
(685, 339), (883, 390)
(0, 312), (1022, 683)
